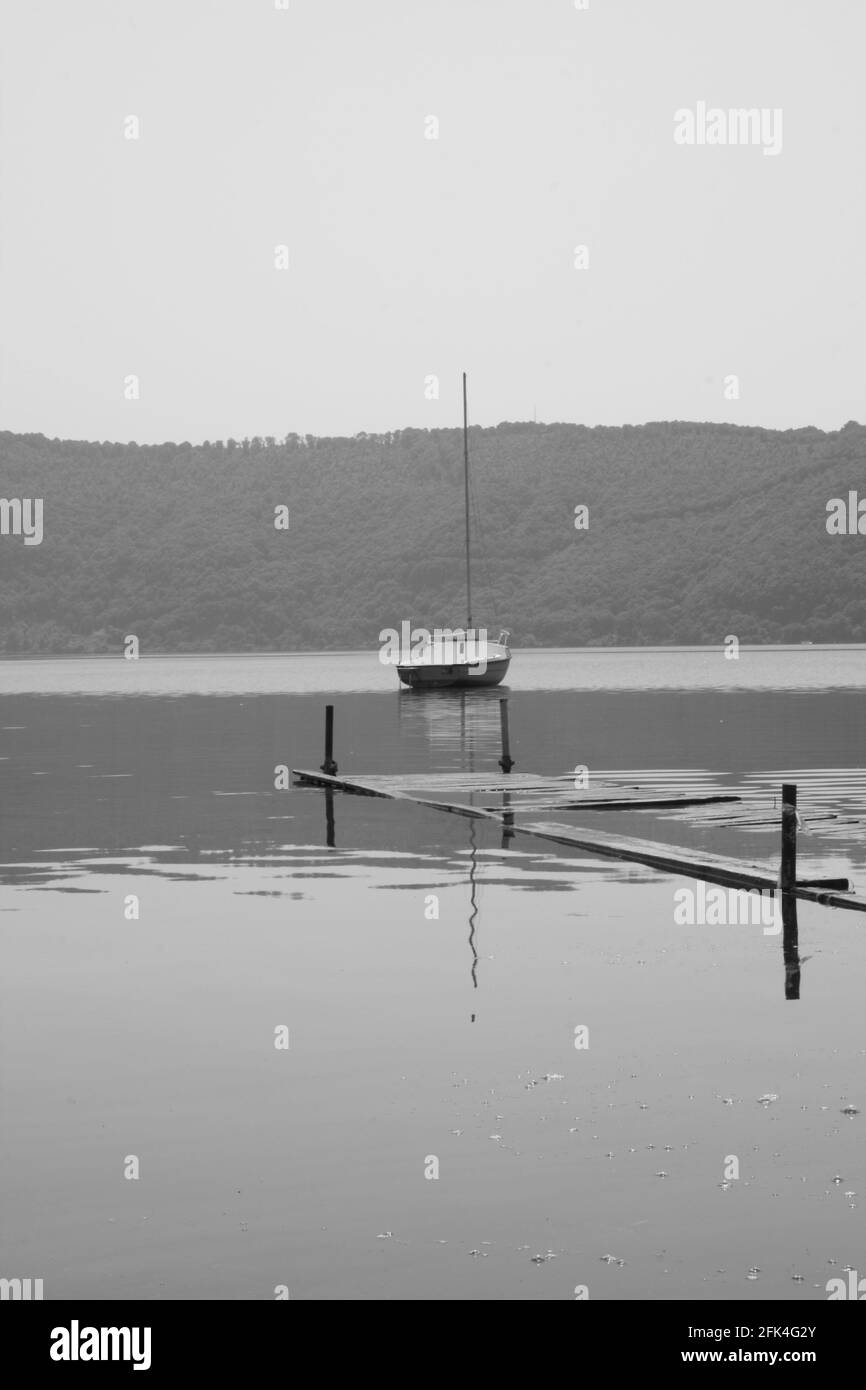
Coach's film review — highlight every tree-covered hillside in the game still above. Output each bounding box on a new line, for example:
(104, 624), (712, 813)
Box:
(1, 420), (865, 653)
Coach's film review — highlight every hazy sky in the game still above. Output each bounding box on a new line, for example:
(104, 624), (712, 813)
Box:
(1, 0), (863, 443)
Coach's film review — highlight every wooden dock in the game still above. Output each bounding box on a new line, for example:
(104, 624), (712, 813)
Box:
(291, 766), (865, 913)
(292, 769), (741, 812)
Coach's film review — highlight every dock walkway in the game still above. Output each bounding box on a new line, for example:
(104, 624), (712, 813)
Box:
(291, 767), (865, 913)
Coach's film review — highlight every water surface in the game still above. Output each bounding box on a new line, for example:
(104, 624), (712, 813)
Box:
(1, 649), (865, 1300)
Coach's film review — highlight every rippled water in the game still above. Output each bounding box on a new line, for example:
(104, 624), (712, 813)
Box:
(1, 649), (865, 1300)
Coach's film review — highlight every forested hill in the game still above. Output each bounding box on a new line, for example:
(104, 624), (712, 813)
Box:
(1, 419), (865, 653)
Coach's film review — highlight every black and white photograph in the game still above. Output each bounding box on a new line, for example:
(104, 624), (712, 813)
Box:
(1, 0), (865, 1351)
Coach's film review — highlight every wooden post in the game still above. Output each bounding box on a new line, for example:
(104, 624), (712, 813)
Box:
(498, 697), (514, 773)
(780, 783), (797, 891)
(320, 704), (338, 776)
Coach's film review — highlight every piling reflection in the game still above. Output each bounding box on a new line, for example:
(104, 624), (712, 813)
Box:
(501, 789), (515, 849)
(782, 891), (801, 1000)
(398, 687), (509, 767)
(318, 759), (485, 1008)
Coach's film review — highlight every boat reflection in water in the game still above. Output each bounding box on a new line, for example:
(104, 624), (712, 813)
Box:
(397, 685), (516, 1017)
(397, 684), (509, 770)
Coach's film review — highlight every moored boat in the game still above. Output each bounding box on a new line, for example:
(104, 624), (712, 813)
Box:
(394, 374), (512, 690)
(396, 631), (511, 688)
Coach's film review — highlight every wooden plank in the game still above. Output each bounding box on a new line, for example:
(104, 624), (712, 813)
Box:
(663, 809), (828, 821)
(352, 774), (643, 792)
(512, 819), (865, 912)
(798, 877), (850, 890)
(292, 770), (415, 798)
(513, 818), (774, 884)
(354, 777), (520, 786)
(472, 793), (740, 812)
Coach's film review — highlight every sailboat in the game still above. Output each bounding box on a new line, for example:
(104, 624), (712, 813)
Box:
(396, 374), (512, 689)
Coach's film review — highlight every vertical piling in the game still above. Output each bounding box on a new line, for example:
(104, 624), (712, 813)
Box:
(321, 704), (338, 776)
(780, 783), (797, 890)
(498, 697), (515, 773)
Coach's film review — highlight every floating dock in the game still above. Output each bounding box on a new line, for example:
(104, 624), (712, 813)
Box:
(291, 769), (740, 812)
(291, 765), (864, 913)
(293, 699), (863, 914)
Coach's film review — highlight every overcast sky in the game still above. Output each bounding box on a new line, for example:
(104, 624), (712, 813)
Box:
(1, 0), (863, 443)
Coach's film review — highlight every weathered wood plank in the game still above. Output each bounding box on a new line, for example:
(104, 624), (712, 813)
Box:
(292, 770), (415, 798)
(511, 819), (864, 912)
(472, 793), (740, 812)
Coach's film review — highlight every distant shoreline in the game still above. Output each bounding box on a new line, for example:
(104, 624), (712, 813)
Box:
(1, 644), (864, 662)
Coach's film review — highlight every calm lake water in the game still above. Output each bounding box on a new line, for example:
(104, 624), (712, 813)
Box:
(2, 647), (866, 1301)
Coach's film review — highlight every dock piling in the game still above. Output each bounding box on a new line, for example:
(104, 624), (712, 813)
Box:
(780, 783), (797, 891)
(498, 698), (515, 773)
(320, 704), (338, 776)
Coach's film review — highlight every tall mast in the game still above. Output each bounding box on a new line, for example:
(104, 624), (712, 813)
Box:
(463, 371), (472, 629)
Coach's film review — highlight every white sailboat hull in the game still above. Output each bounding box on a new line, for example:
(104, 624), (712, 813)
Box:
(397, 643), (510, 689)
